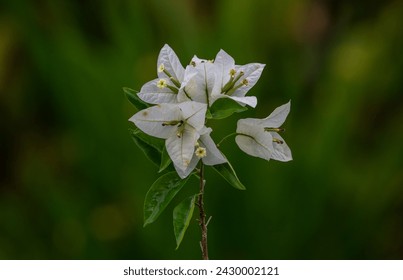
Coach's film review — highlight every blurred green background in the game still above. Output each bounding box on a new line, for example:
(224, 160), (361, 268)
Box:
(1, 0), (403, 259)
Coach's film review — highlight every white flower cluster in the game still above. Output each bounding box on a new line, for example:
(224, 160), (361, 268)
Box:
(129, 44), (292, 178)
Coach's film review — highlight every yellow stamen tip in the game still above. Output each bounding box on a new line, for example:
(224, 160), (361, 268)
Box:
(273, 138), (284, 144)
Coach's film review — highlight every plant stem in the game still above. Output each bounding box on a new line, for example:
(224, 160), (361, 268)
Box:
(197, 162), (209, 260)
(217, 132), (238, 147)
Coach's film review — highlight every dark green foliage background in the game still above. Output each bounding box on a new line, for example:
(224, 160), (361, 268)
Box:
(1, 0), (403, 259)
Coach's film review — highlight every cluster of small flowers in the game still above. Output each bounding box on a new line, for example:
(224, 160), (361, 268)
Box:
(129, 44), (292, 178)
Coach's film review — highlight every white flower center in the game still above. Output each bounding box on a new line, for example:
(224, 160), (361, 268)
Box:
(195, 147), (207, 158)
(157, 79), (167, 88)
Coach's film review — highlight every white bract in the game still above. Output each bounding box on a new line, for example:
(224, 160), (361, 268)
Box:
(235, 101), (292, 162)
(138, 44), (186, 104)
(213, 50), (265, 108)
(178, 58), (220, 106)
(129, 101), (207, 173)
(177, 50), (265, 108)
(174, 127), (227, 178)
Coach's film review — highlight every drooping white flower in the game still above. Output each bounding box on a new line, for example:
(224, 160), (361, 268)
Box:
(138, 44), (186, 104)
(173, 127), (227, 178)
(212, 50), (265, 108)
(235, 101), (292, 161)
(129, 101), (207, 172)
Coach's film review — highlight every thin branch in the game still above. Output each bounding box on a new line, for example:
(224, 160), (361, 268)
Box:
(197, 161), (209, 260)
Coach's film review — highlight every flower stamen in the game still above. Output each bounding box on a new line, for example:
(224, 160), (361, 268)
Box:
(169, 77), (181, 88)
(232, 71), (244, 85)
(229, 69), (236, 78)
(264, 127), (285, 132)
(157, 78), (179, 93)
(273, 138), (284, 144)
(222, 71), (245, 95)
(158, 65), (181, 88)
(176, 122), (185, 138)
(226, 80), (248, 96)
(167, 84), (179, 93)
(162, 120), (183, 126)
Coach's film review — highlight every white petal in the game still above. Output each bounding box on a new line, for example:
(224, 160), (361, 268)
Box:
(174, 155), (199, 179)
(178, 101), (207, 131)
(177, 66), (198, 102)
(180, 75), (206, 103)
(173, 126), (225, 177)
(207, 63), (223, 106)
(236, 119), (273, 160)
(129, 104), (181, 139)
(236, 117), (259, 127)
(166, 127), (200, 171)
(226, 95), (257, 108)
(232, 63), (265, 97)
(181, 62), (219, 105)
(270, 132), (292, 162)
(235, 134), (272, 161)
(199, 129), (226, 165)
(214, 49), (235, 86)
(157, 44), (185, 82)
(138, 79), (178, 104)
(198, 126), (211, 135)
(260, 101), (291, 128)
(208, 93), (221, 106)
(190, 55), (208, 65)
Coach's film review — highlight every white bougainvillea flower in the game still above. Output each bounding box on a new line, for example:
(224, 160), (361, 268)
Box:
(235, 101), (292, 161)
(177, 51), (265, 108)
(138, 44), (187, 104)
(177, 57), (221, 106)
(129, 101), (207, 172)
(174, 127), (227, 178)
(212, 49), (265, 108)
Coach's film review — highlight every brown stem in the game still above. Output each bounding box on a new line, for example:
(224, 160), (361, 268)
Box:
(197, 162), (209, 260)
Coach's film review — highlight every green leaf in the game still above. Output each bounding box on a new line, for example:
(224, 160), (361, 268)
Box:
(123, 87), (149, 110)
(129, 128), (164, 166)
(173, 195), (197, 249)
(159, 145), (172, 173)
(209, 98), (248, 119)
(144, 172), (190, 227)
(212, 161), (246, 190)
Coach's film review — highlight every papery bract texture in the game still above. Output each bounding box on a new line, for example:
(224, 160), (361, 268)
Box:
(236, 101), (292, 162)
